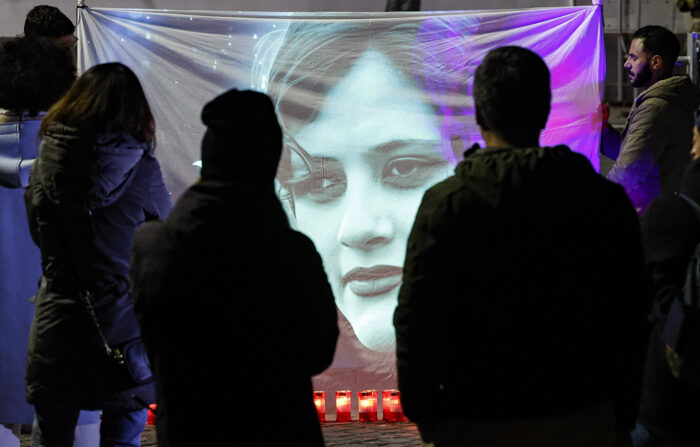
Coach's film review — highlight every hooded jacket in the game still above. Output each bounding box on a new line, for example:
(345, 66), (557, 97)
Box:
(24, 123), (172, 410)
(395, 145), (651, 442)
(607, 75), (700, 213)
(130, 90), (338, 446)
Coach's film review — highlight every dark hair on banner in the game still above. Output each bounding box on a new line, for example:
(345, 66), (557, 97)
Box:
(633, 25), (680, 75)
(41, 63), (155, 145)
(24, 5), (75, 39)
(265, 19), (477, 158)
(0, 37), (76, 116)
(473, 46), (551, 147)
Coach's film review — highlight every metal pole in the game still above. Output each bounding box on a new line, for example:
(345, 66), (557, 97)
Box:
(617, 0), (626, 103)
(689, 32), (698, 85)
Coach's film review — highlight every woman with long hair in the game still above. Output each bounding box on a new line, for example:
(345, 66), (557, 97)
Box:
(25, 62), (172, 447)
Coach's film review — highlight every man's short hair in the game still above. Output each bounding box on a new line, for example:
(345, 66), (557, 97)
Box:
(24, 5), (74, 39)
(633, 25), (680, 74)
(473, 46), (551, 147)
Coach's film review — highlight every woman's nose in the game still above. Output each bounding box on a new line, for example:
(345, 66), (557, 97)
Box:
(336, 195), (394, 251)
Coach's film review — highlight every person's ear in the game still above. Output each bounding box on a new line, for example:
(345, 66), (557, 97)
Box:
(475, 106), (488, 130)
(650, 54), (664, 72)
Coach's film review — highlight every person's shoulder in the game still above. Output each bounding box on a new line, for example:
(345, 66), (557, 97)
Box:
(415, 173), (463, 218)
(133, 219), (171, 257)
(135, 152), (162, 175)
(643, 193), (691, 224)
(284, 228), (318, 253)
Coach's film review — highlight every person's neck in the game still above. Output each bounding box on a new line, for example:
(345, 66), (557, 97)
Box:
(482, 130), (538, 149)
(642, 72), (670, 91)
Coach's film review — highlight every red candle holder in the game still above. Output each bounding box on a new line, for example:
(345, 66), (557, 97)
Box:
(382, 390), (406, 422)
(146, 404), (157, 426)
(313, 391), (326, 422)
(335, 390), (352, 422)
(358, 390), (378, 422)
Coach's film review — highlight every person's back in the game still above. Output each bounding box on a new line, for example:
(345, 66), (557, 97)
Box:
(395, 46), (651, 447)
(25, 63), (171, 447)
(0, 36), (76, 441)
(131, 90), (339, 446)
(633, 154), (700, 446)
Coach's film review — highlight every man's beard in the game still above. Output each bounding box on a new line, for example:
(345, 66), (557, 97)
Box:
(630, 63), (652, 88)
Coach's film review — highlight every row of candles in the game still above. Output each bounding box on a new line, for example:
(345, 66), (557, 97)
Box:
(313, 389), (406, 422)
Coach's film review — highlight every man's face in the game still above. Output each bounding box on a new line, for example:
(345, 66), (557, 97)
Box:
(624, 38), (654, 89)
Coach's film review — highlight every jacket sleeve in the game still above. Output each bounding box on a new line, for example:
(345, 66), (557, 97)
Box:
(130, 221), (175, 359)
(144, 157), (173, 220)
(606, 101), (666, 196)
(394, 189), (450, 442)
(290, 233), (339, 376)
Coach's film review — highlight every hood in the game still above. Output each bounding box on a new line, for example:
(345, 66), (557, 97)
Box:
(636, 75), (700, 112)
(454, 145), (593, 207)
(35, 123), (150, 209)
(199, 89), (282, 184)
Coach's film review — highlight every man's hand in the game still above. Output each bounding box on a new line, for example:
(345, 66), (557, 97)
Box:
(600, 102), (622, 160)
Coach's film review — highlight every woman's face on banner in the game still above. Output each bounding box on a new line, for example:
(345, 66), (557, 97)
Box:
(283, 49), (452, 352)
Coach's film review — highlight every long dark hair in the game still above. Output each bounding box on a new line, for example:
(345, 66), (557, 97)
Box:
(41, 62), (155, 144)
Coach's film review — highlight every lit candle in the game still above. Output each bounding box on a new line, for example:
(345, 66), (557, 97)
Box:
(313, 391), (326, 422)
(358, 390), (378, 422)
(382, 390), (406, 422)
(335, 390), (352, 422)
(147, 404), (157, 426)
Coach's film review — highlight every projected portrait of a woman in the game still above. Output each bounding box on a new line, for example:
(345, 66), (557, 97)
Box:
(256, 18), (478, 353)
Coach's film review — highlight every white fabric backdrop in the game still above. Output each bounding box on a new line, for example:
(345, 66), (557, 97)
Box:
(77, 5), (604, 414)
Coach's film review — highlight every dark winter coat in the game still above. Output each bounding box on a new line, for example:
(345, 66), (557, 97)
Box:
(130, 89), (339, 446)
(638, 159), (700, 442)
(395, 145), (651, 442)
(131, 180), (339, 446)
(24, 123), (172, 410)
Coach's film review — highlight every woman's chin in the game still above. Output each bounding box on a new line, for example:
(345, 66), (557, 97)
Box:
(353, 324), (397, 353)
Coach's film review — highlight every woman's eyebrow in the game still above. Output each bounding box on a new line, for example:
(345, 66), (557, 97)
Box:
(285, 134), (343, 168)
(367, 139), (441, 156)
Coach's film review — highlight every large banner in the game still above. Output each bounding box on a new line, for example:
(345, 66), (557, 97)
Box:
(78, 6), (604, 412)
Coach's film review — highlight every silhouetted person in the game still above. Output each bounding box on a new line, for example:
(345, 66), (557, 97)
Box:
(632, 122), (700, 446)
(394, 46), (651, 447)
(0, 36), (75, 447)
(130, 89), (339, 447)
(604, 25), (700, 214)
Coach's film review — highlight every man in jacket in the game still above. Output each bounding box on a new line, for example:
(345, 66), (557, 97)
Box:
(130, 90), (339, 446)
(394, 46), (651, 447)
(605, 25), (700, 214)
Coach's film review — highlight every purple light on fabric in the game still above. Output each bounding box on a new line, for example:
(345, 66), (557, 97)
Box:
(411, 16), (480, 165)
(408, 7), (604, 170)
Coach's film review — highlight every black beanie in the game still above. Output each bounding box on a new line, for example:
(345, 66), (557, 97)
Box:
(200, 89), (282, 183)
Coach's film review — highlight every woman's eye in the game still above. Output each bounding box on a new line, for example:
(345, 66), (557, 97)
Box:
(382, 157), (446, 189)
(290, 170), (346, 204)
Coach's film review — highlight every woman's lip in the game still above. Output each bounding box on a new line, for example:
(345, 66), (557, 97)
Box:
(342, 265), (403, 297)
